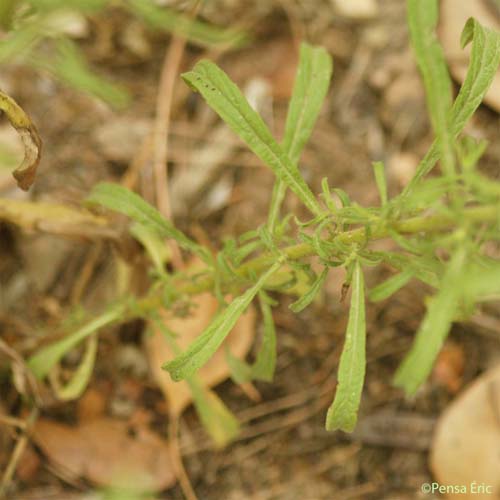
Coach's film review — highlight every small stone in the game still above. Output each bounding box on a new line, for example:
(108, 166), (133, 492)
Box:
(389, 152), (419, 188)
(333, 0), (379, 20)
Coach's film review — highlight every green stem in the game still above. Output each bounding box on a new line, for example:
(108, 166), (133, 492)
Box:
(30, 203), (499, 359)
(266, 179), (286, 233)
(0, 0), (15, 31)
(149, 203), (500, 301)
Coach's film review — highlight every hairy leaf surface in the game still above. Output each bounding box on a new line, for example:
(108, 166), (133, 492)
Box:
(326, 261), (366, 432)
(182, 61), (322, 216)
(163, 260), (283, 381)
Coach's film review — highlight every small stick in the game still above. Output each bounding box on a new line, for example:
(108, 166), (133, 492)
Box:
(168, 414), (198, 500)
(0, 414), (26, 430)
(0, 407), (39, 498)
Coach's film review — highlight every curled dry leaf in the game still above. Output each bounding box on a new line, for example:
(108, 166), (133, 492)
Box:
(431, 364), (500, 499)
(32, 417), (175, 492)
(440, 0), (500, 112)
(146, 291), (256, 416)
(0, 90), (42, 190)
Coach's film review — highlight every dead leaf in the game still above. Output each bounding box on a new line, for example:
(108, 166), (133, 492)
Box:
(432, 341), (465, 393)
(32, 417), (175, 492)
(430, 364), (500, 499)
(440, 0), (500, 112)
(0, 90), (42, 191)
(146, 291), (256, 416)
(0, 198), (117, 239)
(0, 124), (24, 172)
(76, 387), (107, 421)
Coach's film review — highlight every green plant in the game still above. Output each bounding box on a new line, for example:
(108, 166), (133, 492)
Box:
(0, 0), (245, 108)
(17, 0), (500, 435)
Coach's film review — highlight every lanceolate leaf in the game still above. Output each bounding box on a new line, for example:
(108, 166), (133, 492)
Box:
(154, 320), (240, 446)
(182, 61), (323, 217)
(402, 17), (500, 197)
(252, 292), (277, 381)
(407, 0), (454, 176)
(28, 302), (125, 379)
(453, 18), (500, 134)
(282, 44), (333, 162)
(54, 335), (98, 401)
(188, 380), (240, 447)
(163, 260), (283, 382)
(326, 260), (366, 432)
(289, 267), (329, 313)
(372, 161), (388, 206)
(126, 0), (247, 48)
(87, 183), (209, 261)
(394, 246), (467, 395)
(463, 260), (500, 301)
(369, 269), (414, 302)
(226, 292), (277, 383)
(268, 44), (333, 229)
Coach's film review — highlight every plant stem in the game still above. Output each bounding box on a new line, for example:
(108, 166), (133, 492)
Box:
(35, 203), (498, 354)
(144, 203), (500, 303)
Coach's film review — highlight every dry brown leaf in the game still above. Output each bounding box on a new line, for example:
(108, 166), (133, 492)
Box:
(32, 417), (175, 492)
(440, 0), (500, 112)
(430, 364), (500, 499)
(146, 290), (256, 416)
(0, 90), (42, 190)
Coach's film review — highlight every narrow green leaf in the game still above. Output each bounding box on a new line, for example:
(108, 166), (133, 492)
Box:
(182, 61), (323, 217)
(377, 251), (439, 288)
(454, 18), (500, 134)
(28, 0), (108, 13)
(129, 222), (170, 276)
(226, 292), (277, 383)
(188, 379), (240, 447)
(369, 269), (414, 302)
(372, 161), (388, 206)
(402, 17), (500, 196)
(154, 320), (240, 446)
(39, 39), (130, 109)
(268, 43), (333, 230)
(55, 334), (98, 401)
(28, 302), (124, 379)
(289, 267), (329, 312)
(163, 259), (283, 381)
(0, 21), (42, 63)
(326, 260), (366, 432)
(0, 0), (15, 30)
(407, 0), (455, 176)
(456, 135), (488, 170)
(282, 44), (333, 161)
(125, 0), (247, 48)
(394, 246), (467, 395)
(333, 188), (351, 208)
(463, 260), (500, 300)
(252, 292), (277, 381)
(226, 350), (253, 384)
(87, 182), (209, 261)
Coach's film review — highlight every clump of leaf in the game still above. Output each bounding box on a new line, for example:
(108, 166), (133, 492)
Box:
(26, 0), (500, 438)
